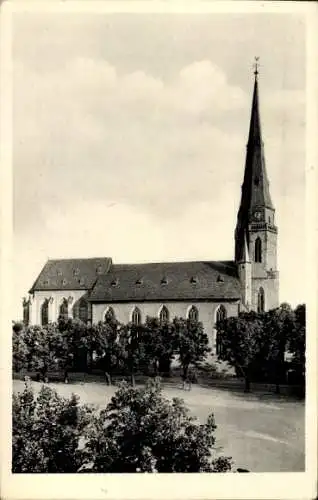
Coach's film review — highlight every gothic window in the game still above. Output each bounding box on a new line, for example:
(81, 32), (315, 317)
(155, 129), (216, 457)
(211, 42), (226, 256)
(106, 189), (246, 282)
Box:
(131, 307), (141, 326)
(159, 305), (169, 324)
(41, 299), (49, 326)
(59, 298), (68, 320)
(216, 305), (227, 356)
(257, 287), (265, 313)
(78, 298), (88, 324)
(105, 306), (115, 322)
(188, 305), (199, 321)
(255, 237), (262, 263)
(216, 305), (227, 323)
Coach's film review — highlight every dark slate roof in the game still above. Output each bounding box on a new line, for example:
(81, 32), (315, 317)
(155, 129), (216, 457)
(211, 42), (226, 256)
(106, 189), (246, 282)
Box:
(89, 261), (241, 302)
(29, 258), (112, 293)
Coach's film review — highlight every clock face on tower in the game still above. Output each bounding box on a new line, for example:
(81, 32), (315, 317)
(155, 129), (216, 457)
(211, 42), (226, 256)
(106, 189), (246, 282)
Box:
(254, 211), (262, 220)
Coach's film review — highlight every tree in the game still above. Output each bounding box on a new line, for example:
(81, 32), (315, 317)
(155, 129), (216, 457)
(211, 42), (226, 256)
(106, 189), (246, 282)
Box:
(58, 318), (90, 371)
(83, 380), (232, 472)
(12, 324), (29, 372)
(12, 383), (94, 473)
(173, 318), (210, 381)
(142, 317), (177, 376)
(90, 319), (125, 383)
(262, 303), (295, 393)
(215, 312), (264, 392)
(287, 304), (306, 389)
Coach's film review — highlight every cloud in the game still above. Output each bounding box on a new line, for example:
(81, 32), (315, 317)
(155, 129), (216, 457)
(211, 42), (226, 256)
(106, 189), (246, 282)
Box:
(12, 14), (306, 315)
(14, 58), (249, 234)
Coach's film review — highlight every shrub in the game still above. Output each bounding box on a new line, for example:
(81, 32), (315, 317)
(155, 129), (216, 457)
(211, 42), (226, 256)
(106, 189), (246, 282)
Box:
(12, 383), (94, 473)
(83, 380), (232, 473)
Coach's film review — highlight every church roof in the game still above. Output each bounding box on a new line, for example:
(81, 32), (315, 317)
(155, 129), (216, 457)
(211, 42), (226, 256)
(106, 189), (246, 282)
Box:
(29, 257), (112, 293)
(89, 260), (241, 302)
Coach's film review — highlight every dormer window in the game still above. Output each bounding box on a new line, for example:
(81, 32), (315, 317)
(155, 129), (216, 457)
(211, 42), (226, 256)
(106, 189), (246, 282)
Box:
(217, 275), (224, 283)
(190, 276), (198, 285)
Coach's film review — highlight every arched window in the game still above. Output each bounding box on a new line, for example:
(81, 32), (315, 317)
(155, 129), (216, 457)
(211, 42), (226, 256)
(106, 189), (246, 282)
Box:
(255, 237), (262, 263)
(159, 305), (169, 324)
(41, 299), (49, 326)
(59, 298), (68, 321)
(105, 306), (115, 322)
(216, 305), (227, 356)
(78, 298), (88, 324)
(131, 307), (141, 326)
(188, 305), (199, 321)
(216, 305), (227, 323)
(257, 287), (265, 313)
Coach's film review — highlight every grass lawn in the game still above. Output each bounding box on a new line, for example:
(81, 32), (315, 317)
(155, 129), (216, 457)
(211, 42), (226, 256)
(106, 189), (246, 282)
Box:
(13, 379), (305, 473)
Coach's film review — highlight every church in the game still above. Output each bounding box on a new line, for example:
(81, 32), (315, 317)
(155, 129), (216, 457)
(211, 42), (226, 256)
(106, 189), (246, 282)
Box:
(23, 69), (279, 353)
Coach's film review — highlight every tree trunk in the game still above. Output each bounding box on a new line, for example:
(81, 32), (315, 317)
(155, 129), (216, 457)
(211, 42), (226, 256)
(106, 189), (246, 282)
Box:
(153, 359), (159, 376)
(244, 376), (250, 393)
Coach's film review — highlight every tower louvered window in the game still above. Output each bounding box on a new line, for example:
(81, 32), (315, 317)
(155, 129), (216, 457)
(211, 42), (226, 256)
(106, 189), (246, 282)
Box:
(255, 237), (262, 263)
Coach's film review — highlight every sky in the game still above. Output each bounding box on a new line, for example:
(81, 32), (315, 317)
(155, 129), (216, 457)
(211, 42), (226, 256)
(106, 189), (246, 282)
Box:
(12, 10), (306, 319)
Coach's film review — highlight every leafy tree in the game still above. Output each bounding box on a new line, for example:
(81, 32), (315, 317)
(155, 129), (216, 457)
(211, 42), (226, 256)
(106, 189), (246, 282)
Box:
(173, 318), (210, 381)
(58, 318), (89, 371)
(215, 312), (264, 392)
(287, 304), (306, 388)
(12, 383), (94, 473)
(83, 380), (232, 473)
(12, 325), (29, 372)
(90, 319), (125, 383)
(262, 303), (295, 393)
(142, 317), (177, 376)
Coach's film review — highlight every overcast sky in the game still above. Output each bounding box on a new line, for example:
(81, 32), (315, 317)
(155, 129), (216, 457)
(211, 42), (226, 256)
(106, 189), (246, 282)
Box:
(12, 10), (306, 318)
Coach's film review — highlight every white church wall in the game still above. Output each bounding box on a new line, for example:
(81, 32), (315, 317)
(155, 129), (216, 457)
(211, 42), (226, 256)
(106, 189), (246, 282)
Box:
(30, 290), (88, 325)
(92, 300), (239, 354)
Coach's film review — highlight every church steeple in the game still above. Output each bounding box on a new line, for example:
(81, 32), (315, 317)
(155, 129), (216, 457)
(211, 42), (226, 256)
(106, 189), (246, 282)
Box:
(235, 62), (276, 263)
(234, 61), (279, 312)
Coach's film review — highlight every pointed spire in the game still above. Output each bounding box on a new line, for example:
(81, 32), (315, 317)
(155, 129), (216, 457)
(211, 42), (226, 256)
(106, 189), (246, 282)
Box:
(243, 62), (273, 209)
(235, 61), (275, 262)
(247, 62), (262, 147)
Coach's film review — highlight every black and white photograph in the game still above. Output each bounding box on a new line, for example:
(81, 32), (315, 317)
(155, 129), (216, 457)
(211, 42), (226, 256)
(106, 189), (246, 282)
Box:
(1, 1), (317, 499)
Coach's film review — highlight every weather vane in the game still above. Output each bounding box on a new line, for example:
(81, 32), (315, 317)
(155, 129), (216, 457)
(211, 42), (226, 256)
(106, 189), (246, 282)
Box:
(253, 56), (260, 77)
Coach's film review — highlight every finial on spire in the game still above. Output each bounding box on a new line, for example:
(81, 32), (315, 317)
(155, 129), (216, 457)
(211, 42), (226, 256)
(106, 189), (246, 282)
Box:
(253, 56), (260, 79)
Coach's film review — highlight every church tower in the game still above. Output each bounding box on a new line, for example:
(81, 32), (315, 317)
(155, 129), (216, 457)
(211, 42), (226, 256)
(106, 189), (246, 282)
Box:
(235, 64), (279, 312)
